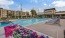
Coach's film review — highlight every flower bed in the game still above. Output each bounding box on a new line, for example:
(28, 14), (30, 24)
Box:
(4, 24), (53, 38)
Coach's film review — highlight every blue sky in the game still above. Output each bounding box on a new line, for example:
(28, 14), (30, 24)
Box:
(0, 0), (65, 12)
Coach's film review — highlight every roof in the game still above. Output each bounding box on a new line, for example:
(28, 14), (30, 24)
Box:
(56, 11), (65, 13)
(0, 8), (3, 9)
(7, 10), (12, 11)
(44, 8), (56, 11)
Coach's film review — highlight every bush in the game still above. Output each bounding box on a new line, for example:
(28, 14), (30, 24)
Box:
(1, 17), (7, 20)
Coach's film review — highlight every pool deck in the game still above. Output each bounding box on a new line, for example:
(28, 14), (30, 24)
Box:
(27, 19), (65, 38)
(0, 19), (65, 38)
(0, 27), (5, 38)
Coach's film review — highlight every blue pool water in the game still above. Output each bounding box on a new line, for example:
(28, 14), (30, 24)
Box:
(0, 18), (48, 27)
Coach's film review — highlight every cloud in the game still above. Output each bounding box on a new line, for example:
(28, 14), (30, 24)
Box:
(44, 3), (47, 6)
(0, 0), (14, 9)
(49, 5), (51, 6)
(0, 0), (14, 5)
(52, 0), (65, 7)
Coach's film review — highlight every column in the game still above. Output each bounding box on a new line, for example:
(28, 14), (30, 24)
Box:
(60, 14), (61, 18)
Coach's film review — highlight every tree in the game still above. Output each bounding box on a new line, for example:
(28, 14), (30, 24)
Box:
(30, 9), (37, 17)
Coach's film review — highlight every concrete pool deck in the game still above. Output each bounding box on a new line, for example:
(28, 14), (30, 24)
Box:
(27, 19), (65, 38)
(0, 19), (65, 38)
(0, 27), (5, 38)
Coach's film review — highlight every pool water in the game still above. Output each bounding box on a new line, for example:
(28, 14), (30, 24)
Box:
(0, 18), (48, 27)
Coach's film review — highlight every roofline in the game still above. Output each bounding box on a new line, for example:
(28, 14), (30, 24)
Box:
(44, 8), (56, 11)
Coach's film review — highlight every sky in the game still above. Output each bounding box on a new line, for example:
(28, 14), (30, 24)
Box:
(0, 0), (65, 12)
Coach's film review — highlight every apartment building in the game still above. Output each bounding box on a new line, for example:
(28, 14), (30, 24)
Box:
(0, 8), (3, 19)
(0, 8), (30, 19)
(44, 8), (65, 18)
(44, 8), (56, 18)
(14, 11), (21, 19)
(7, 10), (12, 18)
(55, 11), (65, 18)
(22, 12), (29, 16)
(21, 11), (30, 18)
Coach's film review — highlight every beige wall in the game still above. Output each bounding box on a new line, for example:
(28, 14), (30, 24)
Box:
(44, 9), (56, 14)
(55, 11), (65, 15)
(21, 12), (29, 16)
(15, 11), (20, 16)
(2, 9), (7, 17)
(0, 8), (3, 18)
(11, 11), (15, 16)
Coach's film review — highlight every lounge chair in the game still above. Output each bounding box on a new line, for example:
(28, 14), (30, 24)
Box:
(45, 17), (60, 25)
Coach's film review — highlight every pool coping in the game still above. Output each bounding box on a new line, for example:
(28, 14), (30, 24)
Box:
(9, 18), (50, 27)
(25, 18), (51, 27)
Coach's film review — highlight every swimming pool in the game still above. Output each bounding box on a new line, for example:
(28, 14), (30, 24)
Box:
(0, 18), (48, 27)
